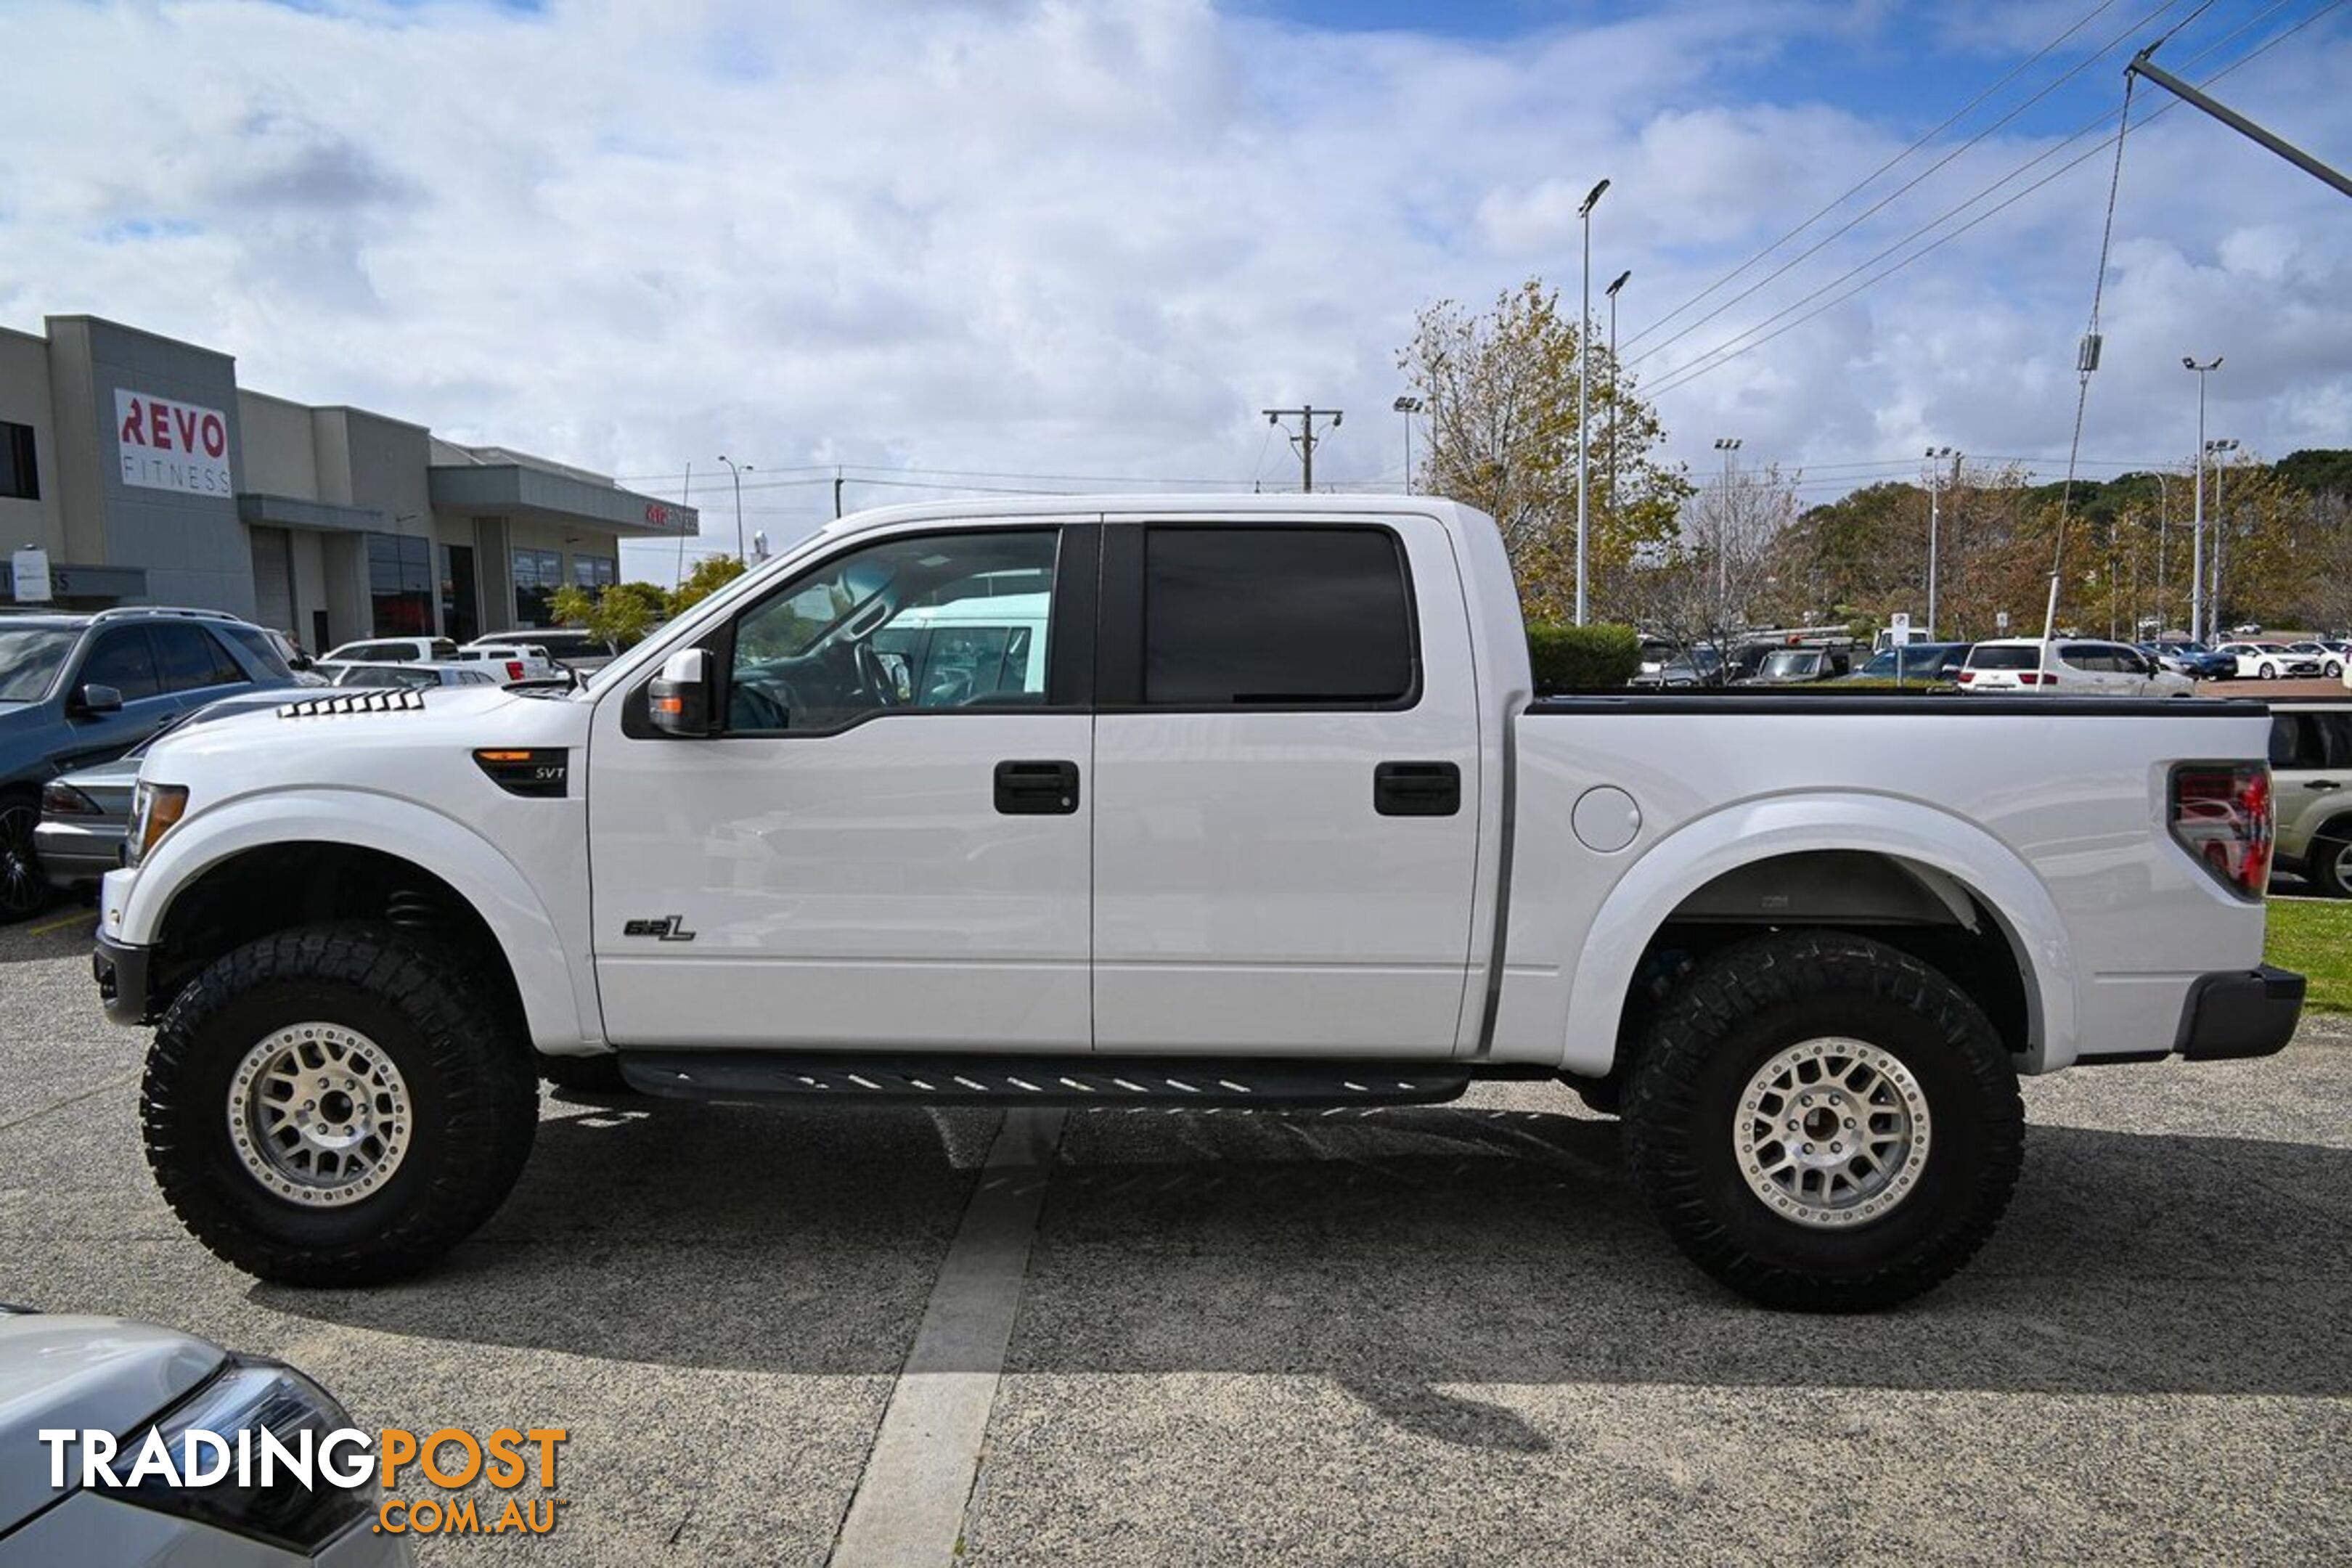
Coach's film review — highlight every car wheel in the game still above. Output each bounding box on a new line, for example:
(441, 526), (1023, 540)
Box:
(1622, 930), (2023, 1312)
(2313, 827), (2352, 899)
(142, 922), (538, 1286)
(2258, 664), (2278, 680)
(2327, 661), (2345, 679)
(0, 791), (51, 923)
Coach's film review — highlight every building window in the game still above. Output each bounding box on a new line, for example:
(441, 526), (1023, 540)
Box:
(0, 422), (36, 502)
(367, 533), (433, 636)
(571, 555), (617, 589)
(512, 547), (564, 627)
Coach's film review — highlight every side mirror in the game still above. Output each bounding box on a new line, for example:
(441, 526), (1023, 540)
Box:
(288, 654), (314, 671)
(648, 648), (715, 737)
(75, 683), (123, 716)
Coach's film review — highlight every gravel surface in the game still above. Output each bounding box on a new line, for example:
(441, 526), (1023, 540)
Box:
(3, 911), (2345, 1565)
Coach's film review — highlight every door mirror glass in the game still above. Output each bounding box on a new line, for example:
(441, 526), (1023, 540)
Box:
(74, 682), (123, 715)
(648, 648), (715, 737)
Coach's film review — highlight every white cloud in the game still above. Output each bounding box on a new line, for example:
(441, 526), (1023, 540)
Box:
(0, 0), (2345, 576)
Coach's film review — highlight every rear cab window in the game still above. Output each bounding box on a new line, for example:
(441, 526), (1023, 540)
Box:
(1136, 526), (1416, 707)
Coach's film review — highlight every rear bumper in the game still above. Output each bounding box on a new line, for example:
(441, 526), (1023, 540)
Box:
(91, 933), (155, 1026)
(2174, 965), (2305, 1061)
(32, 819), (125, 889)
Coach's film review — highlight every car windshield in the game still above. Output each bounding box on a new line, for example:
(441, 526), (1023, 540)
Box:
(0, 626), (79, 703)
(1758, 650), (1820, 679)
(1969, 645), (2041, 670)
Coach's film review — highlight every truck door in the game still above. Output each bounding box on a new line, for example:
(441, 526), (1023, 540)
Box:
(588, 521), (1098, 1053)
(1090, 518), (1482, 1055)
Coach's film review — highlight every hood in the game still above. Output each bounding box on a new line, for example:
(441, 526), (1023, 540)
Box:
(0, 1312), (228, 1529)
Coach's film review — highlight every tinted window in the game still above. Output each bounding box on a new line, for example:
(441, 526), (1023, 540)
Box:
(2059, 643), (2112, 671)
(218, 623), (294, 680)
(1969, 645), (2041, 671)
(726, 529), (1058, 733)
(0, 626), (77, 703)
(2317, 714), (2352, 770)
(80, 628), (162, 701)
(2271, 715), (2319, 770)
(151, 624), (246, 693)
(1142, 527), (1413, 706)
(0, 421), (36, 501)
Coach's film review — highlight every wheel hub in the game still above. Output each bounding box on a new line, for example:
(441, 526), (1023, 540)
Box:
(1733, 1037), (1930, 1228)
(227, 1024), (412, 1206)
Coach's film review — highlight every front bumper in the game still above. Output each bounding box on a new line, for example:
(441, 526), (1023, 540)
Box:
(91, 932), (156, 1026)
(2174, 965), (2305, 1061)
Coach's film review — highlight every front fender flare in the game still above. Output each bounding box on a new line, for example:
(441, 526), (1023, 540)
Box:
(114, 788), (596, 1049)
(1563, 792), (2078, 1076)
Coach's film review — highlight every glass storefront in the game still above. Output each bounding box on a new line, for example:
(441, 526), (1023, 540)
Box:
(367, 533), (433, 635)
(512, 547), (563, 628)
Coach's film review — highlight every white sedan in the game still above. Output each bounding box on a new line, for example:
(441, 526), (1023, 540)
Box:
(2213, 642), (2323, 680)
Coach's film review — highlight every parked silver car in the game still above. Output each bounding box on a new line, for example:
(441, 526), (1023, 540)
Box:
(0, 1307), (408, 1565)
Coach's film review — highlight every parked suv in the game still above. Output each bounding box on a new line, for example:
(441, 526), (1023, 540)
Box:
(1959, 637), (2193, 696)
(2269, 701), (2352, 897)
(0, 607), (301, 920)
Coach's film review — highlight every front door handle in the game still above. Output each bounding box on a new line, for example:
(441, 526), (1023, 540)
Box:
(2306, 780), (2341, 791)
(1374, 760), (1461, 817)
(995, 759), (1080, 815)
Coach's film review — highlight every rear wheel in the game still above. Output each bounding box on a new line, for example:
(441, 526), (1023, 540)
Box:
(2258, 663), (2279, 680)
(0, 791), (50, 923)
(142, 923), (538, 1286)
(1623, 931), (2023, 1311)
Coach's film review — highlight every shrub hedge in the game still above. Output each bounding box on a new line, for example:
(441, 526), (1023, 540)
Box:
(1527, 622), (1642, 691)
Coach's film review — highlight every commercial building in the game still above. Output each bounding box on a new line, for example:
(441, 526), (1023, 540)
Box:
(0, 314), (697, 649)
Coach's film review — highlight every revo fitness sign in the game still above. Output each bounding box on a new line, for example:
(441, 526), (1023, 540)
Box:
(115, 389), (233, 497)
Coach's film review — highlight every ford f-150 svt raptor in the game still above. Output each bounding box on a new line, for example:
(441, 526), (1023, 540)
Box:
(90, 496), (2303, 1309)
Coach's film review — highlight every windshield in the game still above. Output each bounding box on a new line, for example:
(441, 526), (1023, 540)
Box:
(1758, 650), (1820, 679)
(0, 627), (78, 703)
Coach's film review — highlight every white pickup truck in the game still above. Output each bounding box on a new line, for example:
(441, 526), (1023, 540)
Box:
(91, 496), (2303, 1310)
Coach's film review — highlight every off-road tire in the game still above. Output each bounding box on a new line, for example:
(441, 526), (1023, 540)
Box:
(536, 1050), (633, 1095)
(1569, 1077), (1622, 1116)
(142, 923), (538, 1286)
(1622, 931), (2023, 1312)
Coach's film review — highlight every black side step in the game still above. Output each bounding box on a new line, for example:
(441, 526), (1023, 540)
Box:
(616, 1052), (1473, 1108)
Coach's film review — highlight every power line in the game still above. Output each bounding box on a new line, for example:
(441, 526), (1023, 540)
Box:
(1643, 0), (2334, 401)
(1628, 0), (2192, 371)
(1625, 0), (2155, 356)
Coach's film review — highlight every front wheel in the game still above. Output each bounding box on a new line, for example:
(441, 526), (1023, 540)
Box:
(2312, 828), (2352, 899)
(1622, 931), (2023, 1311)
(142, 923), (539, 1286)
(2258, 664), (2279, 680)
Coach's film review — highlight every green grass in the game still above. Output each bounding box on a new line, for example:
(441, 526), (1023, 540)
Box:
(2266, 898), (2352, 1013)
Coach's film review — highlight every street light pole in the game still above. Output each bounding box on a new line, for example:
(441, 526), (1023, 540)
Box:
(1605, 269), (1630, 531)
(2183, 355), (2221, 642)
(1924, 446), (1958, 638)
(2206, 436), (2239, 634)
(1712, 437), (1741, 613)
(716, 454), (754, 564)
(1392, 396), (1424, 494)
(1575, 177), (1609, 627)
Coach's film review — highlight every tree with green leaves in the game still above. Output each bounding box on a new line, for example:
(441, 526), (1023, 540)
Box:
(671, 555), (748, 613)
(1399, 278), (1691, 618)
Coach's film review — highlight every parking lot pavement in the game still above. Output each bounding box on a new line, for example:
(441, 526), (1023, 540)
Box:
(2194, 675), (2345, 699)
(4, 910), (2348, 1565)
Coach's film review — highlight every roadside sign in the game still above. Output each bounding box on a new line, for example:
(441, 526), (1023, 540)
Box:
(1890, 612), (1912, 645)
(9, 547), (51, 603)
(1996, 611), (2010, 633)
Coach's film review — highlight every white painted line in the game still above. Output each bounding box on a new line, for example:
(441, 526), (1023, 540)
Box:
(830, 1107), (1063, 1568)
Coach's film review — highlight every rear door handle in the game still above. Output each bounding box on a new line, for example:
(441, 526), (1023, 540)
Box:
(1374, 760), (1461, 817)
(2306, 780), (2341, 791)
(995, 759), (1080, 815)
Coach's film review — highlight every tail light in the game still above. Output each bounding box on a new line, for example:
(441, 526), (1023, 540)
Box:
(505, 661), (526, 681)
(2017, 671), (2053, 685)
(1957, 669), (1975, 685)
(2171, 763), (2272, 898)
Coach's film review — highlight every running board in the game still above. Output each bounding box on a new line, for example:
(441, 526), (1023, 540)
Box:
(616, 1051), (1474, 1108)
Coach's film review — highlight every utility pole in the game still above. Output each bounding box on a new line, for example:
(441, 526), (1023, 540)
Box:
(1924, 446), (1959, 638)
(834, 467), (845, 520)
(2207, 437), (2239, 635)
(2184, 356), (2220, 643)
(2128, 50), (2352, 202)
(676, 460), (693, 588)
(2152, 470), (2169, 635)
(1263, 406), (1343, 494)
(717, 454), (754, 564)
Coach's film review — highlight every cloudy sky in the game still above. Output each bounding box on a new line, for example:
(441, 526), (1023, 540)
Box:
(2, 0), (2347, 575)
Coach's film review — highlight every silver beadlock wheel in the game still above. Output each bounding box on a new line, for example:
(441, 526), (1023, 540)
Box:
(226, 1024), (413, 1207)
(1734, 1037), (1931, 1228)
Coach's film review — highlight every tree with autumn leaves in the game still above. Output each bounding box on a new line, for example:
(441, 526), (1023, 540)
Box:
(1398, 279), (1693, 621)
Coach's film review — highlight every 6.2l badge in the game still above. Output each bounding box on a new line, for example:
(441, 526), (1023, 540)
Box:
(621, 915), (697, 942)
